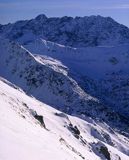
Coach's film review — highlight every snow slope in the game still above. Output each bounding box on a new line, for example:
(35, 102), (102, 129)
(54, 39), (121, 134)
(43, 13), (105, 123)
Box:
(0, 37), (92, 111)
(0, 77), (129, 160)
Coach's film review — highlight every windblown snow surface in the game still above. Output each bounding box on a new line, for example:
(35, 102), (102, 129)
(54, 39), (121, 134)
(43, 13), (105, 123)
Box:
(0, 78), (129, 160)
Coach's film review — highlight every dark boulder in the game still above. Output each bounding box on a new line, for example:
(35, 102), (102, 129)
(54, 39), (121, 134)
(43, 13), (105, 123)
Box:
(34, 114), (46, 128)
(68, 123), (80, 139)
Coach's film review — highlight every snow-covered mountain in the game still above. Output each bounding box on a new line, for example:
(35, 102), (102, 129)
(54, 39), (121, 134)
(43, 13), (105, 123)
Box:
(21, 38), (129, 119)
(1, 37), (128, 130)
(0, 14), (129, 47)
(1, 77), (129, 160)
(1, 14), (129, 160)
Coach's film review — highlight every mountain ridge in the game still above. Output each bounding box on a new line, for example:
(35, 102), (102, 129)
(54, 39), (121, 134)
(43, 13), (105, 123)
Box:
(0, 14), (129, 47)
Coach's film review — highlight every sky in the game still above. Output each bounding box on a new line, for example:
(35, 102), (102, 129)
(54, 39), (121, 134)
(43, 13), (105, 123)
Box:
(0, 0), (129, 27)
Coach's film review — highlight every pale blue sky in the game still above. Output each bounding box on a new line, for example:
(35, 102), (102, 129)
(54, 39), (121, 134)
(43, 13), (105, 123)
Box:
(0, 0), (129, 27)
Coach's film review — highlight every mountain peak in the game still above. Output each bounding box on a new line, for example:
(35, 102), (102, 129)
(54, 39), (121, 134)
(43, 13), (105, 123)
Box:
(35, 14), (47, 21)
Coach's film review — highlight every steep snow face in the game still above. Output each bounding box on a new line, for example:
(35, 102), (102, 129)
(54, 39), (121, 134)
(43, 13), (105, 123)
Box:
(1, 14), (129, 47)
(0, 37), (88, 110)
(21, 38), (129, 119)
(0, 77), (129, 160)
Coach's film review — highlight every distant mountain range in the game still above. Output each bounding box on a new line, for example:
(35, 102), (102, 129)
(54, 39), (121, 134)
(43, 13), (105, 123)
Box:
(0, 14), (129, 47)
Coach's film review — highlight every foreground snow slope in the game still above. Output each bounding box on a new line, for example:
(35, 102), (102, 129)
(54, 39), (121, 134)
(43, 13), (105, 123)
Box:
(0, 77), (129, 160)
